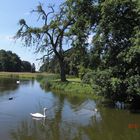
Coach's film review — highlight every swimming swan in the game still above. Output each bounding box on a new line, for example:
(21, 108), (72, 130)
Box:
(94, 108), (98, 112)
(16, 80), (20, 84)
(30, 108), (47, 118)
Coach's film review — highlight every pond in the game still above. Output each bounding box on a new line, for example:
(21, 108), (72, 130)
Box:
(0, 78), (140, 140)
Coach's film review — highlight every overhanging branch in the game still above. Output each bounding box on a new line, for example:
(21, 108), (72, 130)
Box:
(36, 50), (54, 62)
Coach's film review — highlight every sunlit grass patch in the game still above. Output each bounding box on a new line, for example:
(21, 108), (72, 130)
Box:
(38, 76), (100, 99)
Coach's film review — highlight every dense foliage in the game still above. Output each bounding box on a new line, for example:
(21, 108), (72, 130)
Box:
(82, 0), (140, 107)
(16, 0), (140, 107)
(90, 0), (140, 101)
(0, 50), (35, 72)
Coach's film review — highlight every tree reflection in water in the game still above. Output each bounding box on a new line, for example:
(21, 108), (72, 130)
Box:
(10, 90), (140, 140)
(0, 78), (19, 94)
(10, 96), (101, 140)
(0, 78), (32, 94)
(1, 78), (140, 140)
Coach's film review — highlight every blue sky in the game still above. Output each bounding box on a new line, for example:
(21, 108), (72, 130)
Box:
(0, 0), (64, 70)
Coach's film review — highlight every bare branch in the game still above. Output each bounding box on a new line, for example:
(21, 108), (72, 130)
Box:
(36, 50), (54, 62)
(31, 4), (54, 25)
(55, 17), (74, 47)
(46, 5), (55, 25)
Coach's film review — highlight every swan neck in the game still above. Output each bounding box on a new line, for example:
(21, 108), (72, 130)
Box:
(44, 109), (46, 117)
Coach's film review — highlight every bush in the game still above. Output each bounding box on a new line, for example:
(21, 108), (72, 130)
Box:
(125, 75), (140, 95)
(82, 69), (114, 98)
(78, 65), (92, 79)
(82, 72), (93, 84)
(82, 68), (140, 102)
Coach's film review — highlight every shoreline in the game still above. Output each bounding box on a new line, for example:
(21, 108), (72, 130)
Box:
(0, 72), (101, 99)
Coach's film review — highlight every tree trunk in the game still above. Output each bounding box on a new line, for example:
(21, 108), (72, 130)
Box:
(59, 59), (66, 82)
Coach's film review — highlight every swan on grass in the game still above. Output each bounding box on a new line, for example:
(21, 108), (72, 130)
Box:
(30, 108), (47, 118)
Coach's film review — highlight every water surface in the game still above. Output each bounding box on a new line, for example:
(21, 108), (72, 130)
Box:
(0, 78), (140, 140)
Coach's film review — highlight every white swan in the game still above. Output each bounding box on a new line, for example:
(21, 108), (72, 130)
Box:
(94, 108), (98, 112)
(16, 80), (20, 84)
(30, 108), (47, 118)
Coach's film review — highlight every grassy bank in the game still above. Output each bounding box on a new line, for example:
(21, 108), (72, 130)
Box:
(0, 72), (100, 99)
(0, 72), (56, 79)
(38, 77), (100, 99)
(0, 72), (38, 79)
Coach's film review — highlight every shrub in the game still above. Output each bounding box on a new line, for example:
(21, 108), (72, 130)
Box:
(82, 72), (93, 84)
(82, 69), (113, 98)
(78, 65), (92, 79)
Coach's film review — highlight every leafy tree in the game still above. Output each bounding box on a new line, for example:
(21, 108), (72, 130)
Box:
(15, 3), (75, 81)
(31, 63), (36, 73)
(39, 62), (48, 72)
(0, 50), (9, 71)
(15, 0), (97, 81)
(7, 51), (22, 72)
(85, 0), (140, 102)
(0, 49), (33, 72)
(0, 50), (22, 72)
(39, 55), (59, 73)
(39, 46), (90, 77)
(21, 61), (32, 72)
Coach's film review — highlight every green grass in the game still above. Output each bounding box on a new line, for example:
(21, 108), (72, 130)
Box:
(66, 78), (81, 82)
(0, 72), (57, 79)
(52, 81), (91, 93)
(39, 77), (100, 99)
(0, 72), (37, 79)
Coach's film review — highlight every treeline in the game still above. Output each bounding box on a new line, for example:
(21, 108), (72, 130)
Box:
(0, 49), (35, 72)
(39, 0), (140, 108)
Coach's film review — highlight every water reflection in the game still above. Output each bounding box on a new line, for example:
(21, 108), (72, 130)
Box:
(0, 78), (140, 140)
(11, 105), (140, 140)
(0, 78), (32, 94)
(11, 105), (101, 140)
(82, 108), (140, 140)
(9, 88), (101, 140)
(0, 78), (19, 93)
